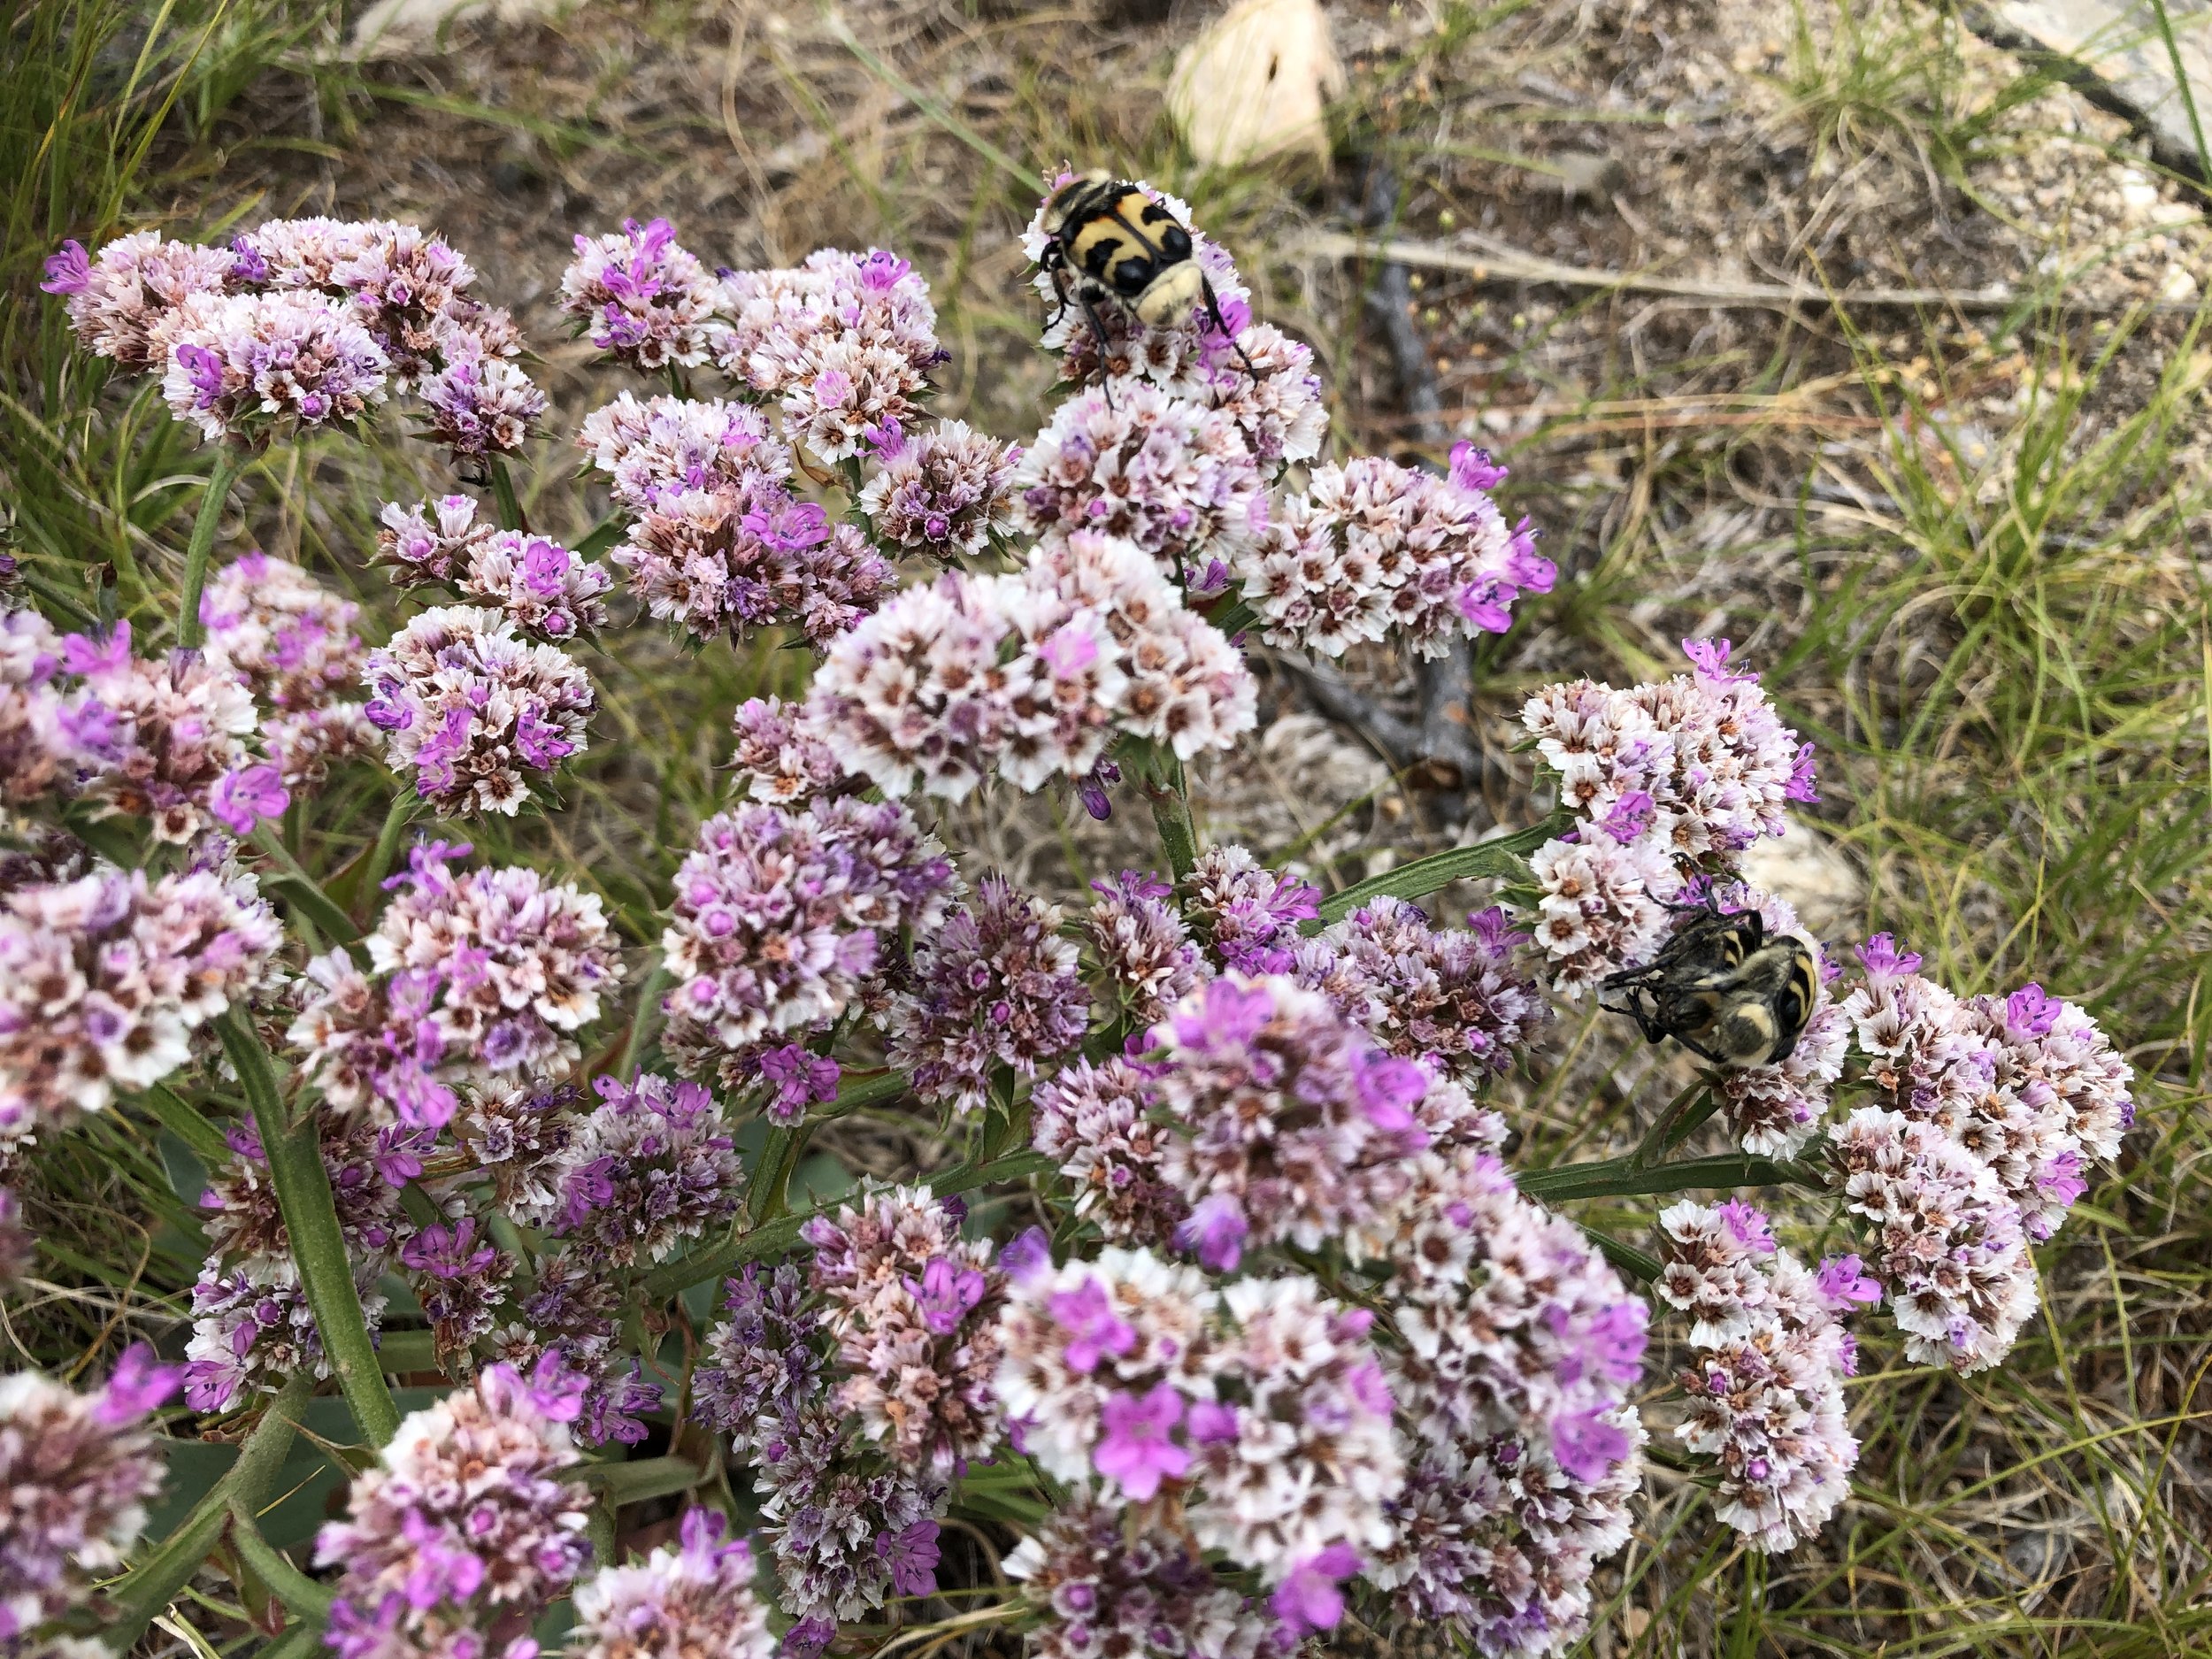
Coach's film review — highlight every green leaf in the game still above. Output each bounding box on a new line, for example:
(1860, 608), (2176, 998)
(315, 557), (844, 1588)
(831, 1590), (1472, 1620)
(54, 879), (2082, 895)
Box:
(568, 1454), (702, 1507)
(1307, 809), (1574, 928)
(1516, 1152), (1827, 1202)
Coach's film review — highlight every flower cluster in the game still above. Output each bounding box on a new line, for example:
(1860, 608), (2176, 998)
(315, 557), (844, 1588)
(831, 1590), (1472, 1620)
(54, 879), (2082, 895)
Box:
(718, 248), (943, 461)
(1032, 1055), (1189, 1248)
(199, 551), (380, 787)
(378, 497), (613, 641)
(1317, 898), (1548, 1084)
(317, 1356), (592, 1659)
(803, 1185), (1005, 1471)
(48, 216), (541, 456)
(805, 534), (1255, 803)
(1014, 381), (1264, 574)
(363, 605), (595, 814)
(1240, 446), (1553, 660)
(691, 1263), (822, 1456)
(1085, 869), (1206, 1029)
(1656, 1201), (1868, 1550)
(570, 1509), (776, 1659)
(1005, 1497), (1282, 1659)
(559, 217), (730, 373)
(1359, 1147), (1647, 1652)
(289, 840), (624, 1130)
(0, 1343), (180, 1642)
(657, 796), (952, 1087)
(857, 418), (1021, 557)
(1149, 973), (1479, 1271)
(887, 875), (1089, 1115)
(535, 1071), (742, 1265)
(997, 1244), (1397, 1589)
(1520, 640), (1817, 990)
(1, 858), (280, 1152)
(579, 393), (781, 510)
(729, 694), (843, 805)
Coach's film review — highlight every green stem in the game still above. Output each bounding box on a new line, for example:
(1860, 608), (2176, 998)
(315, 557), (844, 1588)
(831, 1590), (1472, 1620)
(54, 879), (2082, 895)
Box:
(219, 1013), (400, 1447)
(227, 1499), (335, 1621)
(356, 788), (420, 914)
(1516, 1151), (1827, 1203)
(104, 1374), (309, 1649)
(1630, 1079), (1709, 1171)
(488, 456), (526, 533)
(1147, 772), (1199, 884)
(141, 1083), (234, 1165)
(176, 447), (245, 650)
(619, 964), (671, 1079)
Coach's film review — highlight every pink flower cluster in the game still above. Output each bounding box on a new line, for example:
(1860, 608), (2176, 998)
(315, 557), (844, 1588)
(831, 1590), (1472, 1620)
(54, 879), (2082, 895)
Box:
(718, 249), (943, 461)
(0, 1342), (181, 1642)
(805, 534), (1255, 802)
(578, 393), (783, 511)
(1360, 1147), (1647, 1654)
(1033, 1054), (1190, 1250)
(856, 417), (1021, 558)
(1240, 446), (1553, 660)
(201, 551), (380, 787)
(1014, 382), (1265, 575)
(362, 604), (595, 815)
(1521, 640), (1817, 990)
(46, 217), (542, 456)
(995, 1244), (1398, 1589)
(534, 1071), (742, 1266)
(316, 1356), (592, 1659)
(3, 611), (289, 841)
(1, 858), (280, 1152)
(657, 797), (952, 1086)
(1822, 934), (2132, 1371)
(1085, 869), (1206, 1030)
(803, 1185), (1005, 1471)
(377, 495), (611, 640)
(289, 841), (624, 1131)
(729, 694), (843, 806)
(1148, 973), (1483, 1272)
(559, 217), (730, 373)
(887, 874), (1088, 1116)
(1656, 1201), (1869, 1550)
(570, 1509), (776, 1659)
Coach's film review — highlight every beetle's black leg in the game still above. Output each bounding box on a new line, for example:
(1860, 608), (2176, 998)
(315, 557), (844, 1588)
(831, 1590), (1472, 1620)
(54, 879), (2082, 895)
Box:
(1076, 289), (1119, 411)
(1043, 253), (1072, 329)
(1200, 273), (1259, 381)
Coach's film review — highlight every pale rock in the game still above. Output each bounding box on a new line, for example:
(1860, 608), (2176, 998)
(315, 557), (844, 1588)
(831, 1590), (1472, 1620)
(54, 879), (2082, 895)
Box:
(1167, 0), (1345, 170)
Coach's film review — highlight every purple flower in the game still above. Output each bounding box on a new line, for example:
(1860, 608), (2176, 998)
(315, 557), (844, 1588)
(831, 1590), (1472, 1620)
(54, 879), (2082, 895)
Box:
(1815, 1254), (1883, 1309)
(41, 240), (92, 295)
(2006, 982), (2063, 1039)
(876, 1519), (941, 1597)
(93, 1340), (184, 1426)
(1353, 1051), (1431, 1134)
(1448, 441), (1509, 491)
(1049, 1280), (1137, 1374)
(1172, 1192), (1251, 1272)
(755, 1044), (842, 1125)
(999, 1226), (1052, 1285)
(1185, 1399), (1240, 1443)
(1270, 1544), (1361, 1636)
(1093, 1384), (1190, 1502)
(1599, 787), (1656, 843)
(1682, 635), (1756, 683)
(209, 762), (290, 835)
(1550, 1405), (1634, 1482)
(903, 1256), (988, 1336)
(782, 1617), (837, 1659)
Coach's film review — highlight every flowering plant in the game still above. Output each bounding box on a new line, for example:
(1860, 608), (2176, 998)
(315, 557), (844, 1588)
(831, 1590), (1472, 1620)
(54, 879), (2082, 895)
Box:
(1, 181), (2131, 1659)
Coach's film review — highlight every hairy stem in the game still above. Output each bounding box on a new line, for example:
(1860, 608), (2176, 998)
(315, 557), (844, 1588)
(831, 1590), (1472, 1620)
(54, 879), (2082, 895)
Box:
(355, 787), (420, 916)
(176, 446), (245, 650)
(488, 455), (527, 533)
(219, 1012), (400, 1447)
(1146, 757), (1199, 882)
(104, 1374), (309, 1649)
